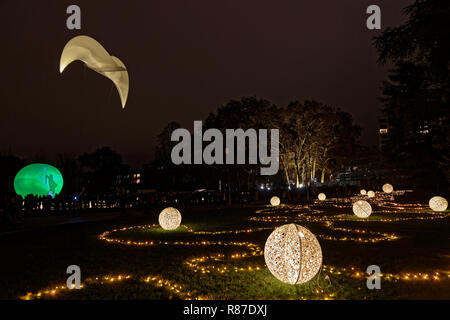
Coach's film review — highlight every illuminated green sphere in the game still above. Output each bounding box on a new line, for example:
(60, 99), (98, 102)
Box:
(14, 164), (63, 198)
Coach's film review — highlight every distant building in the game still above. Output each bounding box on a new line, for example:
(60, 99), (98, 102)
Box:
(333, 145), (383, 185)
(378, 117), (390, 151)
(116, 170), (142, 189)
(378, 115), (442, 153)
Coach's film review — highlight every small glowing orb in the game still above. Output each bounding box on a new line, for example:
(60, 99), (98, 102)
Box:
(382, 184), (394, 194)
(429, 196), (448, 212)
(353, 200), (372, 218)
(367, 190), (375, 198)
(158, 207), (182, 230)
(14, 163), (63, 198)
(270, 196), (281, 206)
(264, 224), (322, 284)
(318, 193), (326, 201)
(360, 189), (367, 195)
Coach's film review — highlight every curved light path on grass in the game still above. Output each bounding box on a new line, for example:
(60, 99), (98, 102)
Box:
(22, 195), (450, 300)
(252, 201), (448, 242)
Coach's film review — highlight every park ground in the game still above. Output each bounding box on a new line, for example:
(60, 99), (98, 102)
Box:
(0, 192), (449, 300)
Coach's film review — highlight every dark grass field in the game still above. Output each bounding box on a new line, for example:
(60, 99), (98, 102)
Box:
(0, 197), (449, 300)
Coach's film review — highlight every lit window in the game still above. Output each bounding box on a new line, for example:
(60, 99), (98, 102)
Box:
(379, 128), (388, 134)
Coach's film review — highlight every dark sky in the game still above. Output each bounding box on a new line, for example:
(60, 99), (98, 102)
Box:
(0, 0), (412, 166)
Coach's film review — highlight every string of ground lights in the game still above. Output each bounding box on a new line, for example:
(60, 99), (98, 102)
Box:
(21, 190), (449, 300)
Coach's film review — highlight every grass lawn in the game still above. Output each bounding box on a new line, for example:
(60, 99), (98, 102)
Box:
(1, 194), (449, 300)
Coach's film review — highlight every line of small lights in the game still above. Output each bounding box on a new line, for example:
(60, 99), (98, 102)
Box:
(21, 274), (131, 300)
(250, 215), (399, 242)
(143, 275), (205, 300)
(322, 265), (449, 282)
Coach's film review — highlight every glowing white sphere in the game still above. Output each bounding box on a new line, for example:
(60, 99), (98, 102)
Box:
(158, 207), (182, 230)
(264, 224), (322, 284)
(270, 196), (281, 206)
(382, 184), (394, 194)
(318, 193), (326, 201)
(429, 196), (448, 212)
(353, 200), (372, 218)
(367, 190), (375, 198)
(360, 189), (367, 196)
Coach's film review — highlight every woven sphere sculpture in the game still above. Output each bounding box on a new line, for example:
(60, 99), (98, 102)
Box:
(158, 207), (182, 230)
(429, 196), (448, 212)
(353, 200), (372, 218)
(264, 224), (322, 284)
(367, 190), (375, 198)
(318, 193), (326, 201)
(360, 189), (367, 196)
(270, 196), (281, 206)
(382, 183), (394, 194)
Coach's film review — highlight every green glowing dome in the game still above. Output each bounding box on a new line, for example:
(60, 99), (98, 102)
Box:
(14, 164), (64, 198)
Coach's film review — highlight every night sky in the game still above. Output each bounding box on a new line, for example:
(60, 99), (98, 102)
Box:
(0, 0), (412, 166)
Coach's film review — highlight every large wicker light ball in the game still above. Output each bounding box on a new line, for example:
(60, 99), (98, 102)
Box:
(360, 189), (367, 196)
(429, 196), (448, 212)
(264, 224), (322, 284)
(382, 183), (394, 194)
(318, 193), (326, 201)
(367, 190), (375, 198)
(270, 196), (281, 206)
(158, 207), (182, 230)
(353, 200), (372, 218)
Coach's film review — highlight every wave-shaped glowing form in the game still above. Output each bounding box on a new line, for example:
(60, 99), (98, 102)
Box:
(60, 35), (129, 109)
(14, 164), (63, 198)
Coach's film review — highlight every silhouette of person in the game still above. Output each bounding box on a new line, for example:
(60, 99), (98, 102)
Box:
(46, 174), (57, 197)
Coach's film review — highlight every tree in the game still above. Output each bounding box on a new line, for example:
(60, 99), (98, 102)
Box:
(154, 122), (181, 167)
(277, 101), (361, 193)
(204, 97), (279, 196)
(56, 153), (83, 195)
(152, 122), (187, 191)
(153, 97), (361, 201)
(78, 147), (126, 193)
(374, 0), (450, 81)
(374, 0), (449, 188)
(0, 153), (23, 196)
